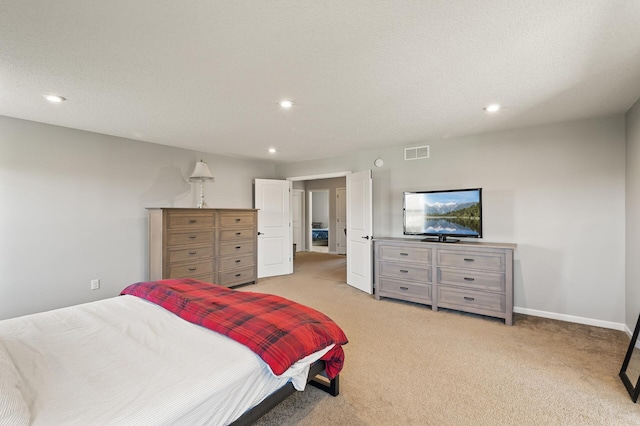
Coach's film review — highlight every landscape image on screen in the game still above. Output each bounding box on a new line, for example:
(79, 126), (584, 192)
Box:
(404, 190), (481, 236)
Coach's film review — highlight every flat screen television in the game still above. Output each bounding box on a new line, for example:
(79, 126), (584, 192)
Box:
(403, 188), (482, 243)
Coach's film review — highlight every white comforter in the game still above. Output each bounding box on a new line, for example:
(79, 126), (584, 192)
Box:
(0, 295), (330, 425)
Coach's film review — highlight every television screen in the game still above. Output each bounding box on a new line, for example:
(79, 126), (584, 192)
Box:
(403, 188), (482, 242)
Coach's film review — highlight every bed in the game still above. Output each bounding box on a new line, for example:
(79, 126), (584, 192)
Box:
(0, 279), (347, 425)
(312, 228), (329, 241)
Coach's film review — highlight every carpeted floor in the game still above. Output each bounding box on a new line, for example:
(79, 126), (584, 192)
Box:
(245, 252), (639, 425)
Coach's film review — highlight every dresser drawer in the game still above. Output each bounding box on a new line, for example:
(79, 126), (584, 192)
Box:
(437, 268), (505, 292)
(219, 254), (255, 270)
(166, 260), (214, 278)
(220, 228), (255, 241)
(219, 266), (256, 286)
(437, 286), (505, 314)
(167, 245), (214, 263)
(219, 213), (256, 228)
(378, 277), (431, 302)
(437, 250), (506, 272)
(219, 240), (254, 256)
(165, 211), (215, 229)
(188, 273), (215, 284)
(166, 230), (214, 246)
(378, 261), (431, 282)
(378, 244), (431, 265)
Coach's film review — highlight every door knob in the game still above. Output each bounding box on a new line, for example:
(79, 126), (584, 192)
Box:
(361, 235), (370, 240)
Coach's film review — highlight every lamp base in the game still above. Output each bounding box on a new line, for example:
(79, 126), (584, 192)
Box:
(196, 181), (208, 208)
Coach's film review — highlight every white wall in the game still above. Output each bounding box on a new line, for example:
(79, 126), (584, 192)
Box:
(626, 98), (640, 332)
(0, 116), (275, 320)
(276, 116), (627, 327)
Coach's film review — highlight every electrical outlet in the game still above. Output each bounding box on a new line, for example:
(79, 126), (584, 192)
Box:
(91, 279), (100, 290)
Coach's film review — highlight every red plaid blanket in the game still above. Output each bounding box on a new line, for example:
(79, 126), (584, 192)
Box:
(121, 279), (347, 378)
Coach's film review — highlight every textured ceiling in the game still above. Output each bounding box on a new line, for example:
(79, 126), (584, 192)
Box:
(1, 1), (640, 163)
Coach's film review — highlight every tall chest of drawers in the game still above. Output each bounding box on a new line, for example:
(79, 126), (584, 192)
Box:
(148, 208), (258, 287)
(374, 238), (516, 325)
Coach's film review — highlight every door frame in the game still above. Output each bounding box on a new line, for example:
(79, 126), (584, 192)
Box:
(287, 172), (351, 182)
(292, 189), (305, 252)
(288, 172), (351, 255)
(286, 171), (352, 251)
(336, 187), (347, 255)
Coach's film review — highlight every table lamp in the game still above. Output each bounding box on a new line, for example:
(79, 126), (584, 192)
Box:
(189, 160), (214, 208)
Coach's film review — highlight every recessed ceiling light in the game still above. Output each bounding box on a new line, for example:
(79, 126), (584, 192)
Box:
(44, 95), (66, 103)
(484, 103), (501, 113)
(268, 148), (277, 154)
(279, 100), (293, 108)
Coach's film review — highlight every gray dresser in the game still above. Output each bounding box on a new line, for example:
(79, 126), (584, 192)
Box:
(148, 208), (258, 287)
(374, 238), (516, 325)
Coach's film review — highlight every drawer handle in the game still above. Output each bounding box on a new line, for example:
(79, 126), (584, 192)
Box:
(235, 246), (241, 249)
(399, 286), (409, 290)
(400, 270), (409, 273)
(188, 251), (197, 255)
(464, 258), (475, 262)
(235, 232), (242, 236)
(464, 296), (475, 301)
(235, 273), (242, 277)
(400, 252), (409, 256)
(188, 267), (197, 271)
(235, 218), (241, 222)
(235, 259), (241, 263)
(188, 235), (197, 239)
(189, 219), (197, 224)
(464, 277), (475, 281)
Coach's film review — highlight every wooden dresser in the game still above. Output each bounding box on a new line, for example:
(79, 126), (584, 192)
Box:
(374, 238), (516, 325)
(148, 208), (258, 287)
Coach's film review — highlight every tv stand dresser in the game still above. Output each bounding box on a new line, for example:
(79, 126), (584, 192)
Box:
(373, 238), (516, 325)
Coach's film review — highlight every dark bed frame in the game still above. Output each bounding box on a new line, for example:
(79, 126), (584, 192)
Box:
(229, 360), (339, 425)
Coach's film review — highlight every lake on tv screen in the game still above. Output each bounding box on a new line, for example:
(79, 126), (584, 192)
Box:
(424, 218), (480, 235)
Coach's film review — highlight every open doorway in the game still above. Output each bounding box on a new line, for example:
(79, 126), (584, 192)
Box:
(286, 170), (372, 292)
(293, 182), (346, 282)
(289, 173), (348, 283)
(281, 170), (373, 294)
(291, 177), (346, 255)
(310, 190), (329, 253)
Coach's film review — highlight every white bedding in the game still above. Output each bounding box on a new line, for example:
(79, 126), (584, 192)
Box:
(0, 295), (331, 425)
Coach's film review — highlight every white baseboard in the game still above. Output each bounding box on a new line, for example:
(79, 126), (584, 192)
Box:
(514, 306), (627, 333)
(625, 325), (634, 337)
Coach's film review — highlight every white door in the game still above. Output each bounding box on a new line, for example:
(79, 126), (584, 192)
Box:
(336, 187), (347, 255)
(255, 179), (292, 278)
(292, 189), (304, 252)
(346, 170), (373, 294)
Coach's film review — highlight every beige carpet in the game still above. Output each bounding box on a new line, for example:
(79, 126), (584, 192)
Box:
(245, 252), (639, 425)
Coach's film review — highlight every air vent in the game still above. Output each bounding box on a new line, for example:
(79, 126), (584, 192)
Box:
(404, 145), (430, 160)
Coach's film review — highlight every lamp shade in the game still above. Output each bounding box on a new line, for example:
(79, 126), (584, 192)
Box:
(189, 160), (214, 181)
